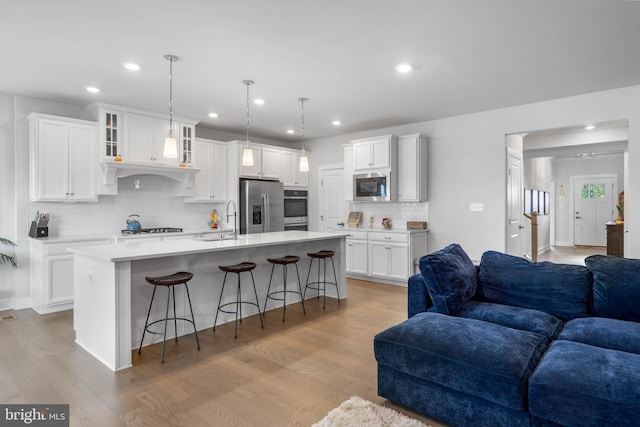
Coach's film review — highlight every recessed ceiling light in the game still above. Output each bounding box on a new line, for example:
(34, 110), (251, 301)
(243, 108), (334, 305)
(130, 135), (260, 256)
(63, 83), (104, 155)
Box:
(585, 124), (596, 130)
(86, 86), (100, 93)
(332, 120), (341, 126)
(253, 99), (265, 105)
(287, 129), (295, 134)
(123, 63), (140, 71)
(395, 63), (413, 73)
(208, 113), (219, 118)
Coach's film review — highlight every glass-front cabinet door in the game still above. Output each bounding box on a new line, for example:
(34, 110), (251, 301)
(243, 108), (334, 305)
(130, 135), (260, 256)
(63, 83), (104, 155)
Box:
(181, 124), (194, 165)
(103, 110), (120, 158)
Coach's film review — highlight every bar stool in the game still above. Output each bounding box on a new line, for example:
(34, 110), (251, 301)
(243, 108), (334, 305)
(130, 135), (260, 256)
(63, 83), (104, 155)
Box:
(264, 255), (306, 321)
(214, 261), (264, 338)
(138, 271), (200, 363)
(304, 250), (340, 308)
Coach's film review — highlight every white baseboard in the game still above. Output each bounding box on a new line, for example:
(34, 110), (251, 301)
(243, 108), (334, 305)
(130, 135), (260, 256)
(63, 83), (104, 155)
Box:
(554, 241), (573, 247)
(13, 297), (33, 310)
(0, 298), (13, 311)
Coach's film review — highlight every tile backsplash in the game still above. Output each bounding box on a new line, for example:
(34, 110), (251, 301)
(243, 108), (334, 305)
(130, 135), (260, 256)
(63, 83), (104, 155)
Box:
(346, 201), (429, 231)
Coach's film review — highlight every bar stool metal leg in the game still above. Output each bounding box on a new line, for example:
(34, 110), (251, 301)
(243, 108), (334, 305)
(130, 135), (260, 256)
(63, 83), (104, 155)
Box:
(161, 285), (171, 363)
(183, 283), (200, 350)
(294, 263), (306, 315)
(213, 272), (229, 331)
(138, 285), (157, 354)
(250, 271), (264, 329)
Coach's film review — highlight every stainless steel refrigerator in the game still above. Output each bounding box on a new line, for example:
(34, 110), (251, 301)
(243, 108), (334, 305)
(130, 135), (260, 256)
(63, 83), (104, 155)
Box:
(239, 178), (285, 234)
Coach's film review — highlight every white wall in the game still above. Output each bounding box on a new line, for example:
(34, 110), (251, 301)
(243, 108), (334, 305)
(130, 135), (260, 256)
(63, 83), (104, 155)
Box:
(308, 84), (640, 261)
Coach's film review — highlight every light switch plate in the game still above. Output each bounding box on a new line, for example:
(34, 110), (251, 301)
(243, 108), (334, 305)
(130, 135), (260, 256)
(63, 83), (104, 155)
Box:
(470, 203), (484, 212)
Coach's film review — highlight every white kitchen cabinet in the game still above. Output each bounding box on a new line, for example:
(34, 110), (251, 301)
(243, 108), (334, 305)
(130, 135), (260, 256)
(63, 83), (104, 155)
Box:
(96, 107), (122, 159)
(259, 146), (282, 180)
(30, 238), (112, 314)
(346, 231), (368, 275)
(188, 138), (228, 202)
(398, 134), (428, 202)
(346, 230), (427, 284)
(125, 113), (180, 165)
(29, 114), (98, 202)
(344, 145), (354, 201)
(351, 135), (398, 170)
(239, 144), (282, 180)
(179, 123), (195, 165)
(281, 151), (309, 187)
(368, 233), (410, 281)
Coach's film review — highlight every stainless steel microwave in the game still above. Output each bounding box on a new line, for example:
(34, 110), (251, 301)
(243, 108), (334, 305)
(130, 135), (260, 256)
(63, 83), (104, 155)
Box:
(353, 172), (393, 202)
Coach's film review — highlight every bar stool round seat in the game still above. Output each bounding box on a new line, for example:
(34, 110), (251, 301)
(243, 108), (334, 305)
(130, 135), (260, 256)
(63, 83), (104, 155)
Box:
(304, 250), (340, 308)
(214, 261), (263, 338)
(138, 271), (201, 363)
(264, 255), (306, 321)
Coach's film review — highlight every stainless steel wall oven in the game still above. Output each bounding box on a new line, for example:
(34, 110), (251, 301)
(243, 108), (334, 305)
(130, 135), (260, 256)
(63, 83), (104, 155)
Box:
(284, 189), (308, 231)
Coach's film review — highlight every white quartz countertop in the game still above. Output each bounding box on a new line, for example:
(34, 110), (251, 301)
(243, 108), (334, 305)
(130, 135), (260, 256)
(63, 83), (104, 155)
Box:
(29, 228), (234, 244)
(69, 231), (349, 262)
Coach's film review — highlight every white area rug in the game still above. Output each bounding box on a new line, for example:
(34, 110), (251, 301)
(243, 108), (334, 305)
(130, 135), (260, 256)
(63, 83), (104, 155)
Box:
(312, 396), (431, 427)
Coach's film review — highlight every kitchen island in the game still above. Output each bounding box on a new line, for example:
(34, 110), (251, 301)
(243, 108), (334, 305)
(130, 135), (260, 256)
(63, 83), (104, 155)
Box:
(70, 231), (348, 371)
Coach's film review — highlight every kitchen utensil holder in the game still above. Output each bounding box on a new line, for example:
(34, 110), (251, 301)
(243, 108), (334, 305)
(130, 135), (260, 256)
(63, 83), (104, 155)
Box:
(29, 221), (48, 238)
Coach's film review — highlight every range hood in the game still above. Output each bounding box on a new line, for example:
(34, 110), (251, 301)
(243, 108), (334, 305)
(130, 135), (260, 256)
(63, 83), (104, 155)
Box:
(99, 159), (200, 194)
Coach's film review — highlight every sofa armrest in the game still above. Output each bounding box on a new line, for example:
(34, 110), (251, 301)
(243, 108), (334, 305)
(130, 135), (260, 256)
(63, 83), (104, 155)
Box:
(408, 273), (433, 318)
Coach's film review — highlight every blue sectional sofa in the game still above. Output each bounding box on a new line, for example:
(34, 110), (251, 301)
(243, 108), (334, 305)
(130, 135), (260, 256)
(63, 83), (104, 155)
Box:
(374, 244), (640, 427)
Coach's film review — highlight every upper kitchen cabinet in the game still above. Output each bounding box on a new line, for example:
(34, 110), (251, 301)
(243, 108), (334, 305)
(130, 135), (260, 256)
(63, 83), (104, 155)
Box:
(237, 144), (282, 180)
(281, 151), (309, 187)
(87, 102), (198, 166)
(398, 134), (428, 202)
(186, 138), (228, 203)
(125, 113), (179, 165)
(29, 114), (98, 202)
(351, 135), (398, 170)
(180, 124), (195, 166)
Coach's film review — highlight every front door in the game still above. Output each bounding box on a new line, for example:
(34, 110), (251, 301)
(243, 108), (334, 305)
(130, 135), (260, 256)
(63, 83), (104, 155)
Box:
(319, 166), (345, 231)
(574, 176), (615, 246)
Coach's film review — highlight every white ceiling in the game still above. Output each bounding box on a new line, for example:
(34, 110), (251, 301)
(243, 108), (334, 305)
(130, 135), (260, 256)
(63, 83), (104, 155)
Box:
(4, 1), (640, 142)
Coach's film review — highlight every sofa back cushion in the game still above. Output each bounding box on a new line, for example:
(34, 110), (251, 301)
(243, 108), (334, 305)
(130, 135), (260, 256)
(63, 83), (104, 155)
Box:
(419, 243), (477, 315)
(477, 251), (592, 321)
(585, 255), (640, 322)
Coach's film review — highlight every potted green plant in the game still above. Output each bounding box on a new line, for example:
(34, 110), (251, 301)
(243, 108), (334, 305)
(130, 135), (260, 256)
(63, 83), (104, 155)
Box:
(0, 237), (17, 268)
(616, 200), (624, 224)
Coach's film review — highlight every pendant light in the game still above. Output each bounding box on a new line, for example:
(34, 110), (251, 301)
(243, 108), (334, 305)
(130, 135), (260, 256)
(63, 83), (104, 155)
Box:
(298, 97), (309, 172)
(163, 54), (179, 159)
(241, 80), (255, 166)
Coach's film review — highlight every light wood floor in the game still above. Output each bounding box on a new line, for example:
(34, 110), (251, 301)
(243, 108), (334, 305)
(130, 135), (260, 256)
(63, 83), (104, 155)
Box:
(0, 279), (444, 427)
(537, 245), (606, 265)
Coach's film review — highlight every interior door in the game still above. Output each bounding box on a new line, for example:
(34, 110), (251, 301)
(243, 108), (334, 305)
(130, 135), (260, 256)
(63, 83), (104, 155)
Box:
(320, 167), (345, 231)
(574, 176), (614, 246)
(506, 147), (525, 256)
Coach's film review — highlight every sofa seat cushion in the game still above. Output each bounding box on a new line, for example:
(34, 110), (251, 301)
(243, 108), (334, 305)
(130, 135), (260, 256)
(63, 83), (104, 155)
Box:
(374, 312), (549, 410)
(529, 340), (640, 427)
(458, 300), (563, 339)
(585, 255), (640, 322)
(558, 317), (640, 355)
(419, 243), (478, 315)
(477, 251), (592, 321)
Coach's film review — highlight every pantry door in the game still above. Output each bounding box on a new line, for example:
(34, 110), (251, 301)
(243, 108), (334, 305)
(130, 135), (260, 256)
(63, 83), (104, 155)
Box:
(573, 175), (615, 246)
(319, 166), (345, 231)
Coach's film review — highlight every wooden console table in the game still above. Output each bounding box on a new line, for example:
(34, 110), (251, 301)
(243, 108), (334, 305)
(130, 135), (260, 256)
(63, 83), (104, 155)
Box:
(606, 222), (624, 257)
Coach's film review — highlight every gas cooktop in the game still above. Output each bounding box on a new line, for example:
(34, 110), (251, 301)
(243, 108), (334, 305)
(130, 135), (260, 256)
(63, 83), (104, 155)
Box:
(121, 227), (183, 235)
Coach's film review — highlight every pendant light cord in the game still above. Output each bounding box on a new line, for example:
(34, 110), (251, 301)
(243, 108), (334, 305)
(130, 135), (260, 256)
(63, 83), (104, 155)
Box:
(298, 97), (308, 154)
(164, 55), (179, 139)
(243, 80), (254, 147)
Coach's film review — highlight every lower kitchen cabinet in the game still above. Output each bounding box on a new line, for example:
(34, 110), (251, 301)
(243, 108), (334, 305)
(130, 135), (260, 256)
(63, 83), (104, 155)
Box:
(346, 230), (427, 284)
(30, 238), (112, 314)
(346, 231), (368, 275)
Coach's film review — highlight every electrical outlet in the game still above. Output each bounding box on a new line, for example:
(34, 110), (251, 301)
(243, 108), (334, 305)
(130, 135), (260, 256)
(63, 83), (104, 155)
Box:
(470, 203), (484, 212)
